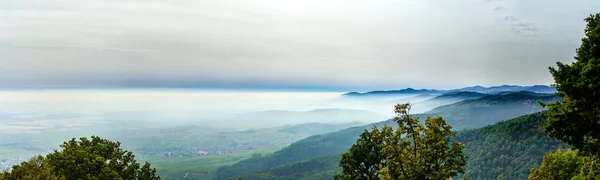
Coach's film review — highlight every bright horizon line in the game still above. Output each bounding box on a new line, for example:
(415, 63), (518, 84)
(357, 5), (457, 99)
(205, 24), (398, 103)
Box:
(0, 83), (553, 93)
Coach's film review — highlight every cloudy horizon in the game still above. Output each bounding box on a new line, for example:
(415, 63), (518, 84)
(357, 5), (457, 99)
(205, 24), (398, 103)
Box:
(2, 0), (599, 91)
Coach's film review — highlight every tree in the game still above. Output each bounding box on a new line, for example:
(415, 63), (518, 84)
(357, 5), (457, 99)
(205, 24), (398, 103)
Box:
(0, 155), (57, 180)
(574, 155), (600, 179)
(336, 103), (467, 180)
(529, 149), (583, 180)
(0, 136), (160, 180)
(529, 13), (600, 180)
(335, 128), (386, 180)
(529, 149), (600, 180)
(541, 13), (600, 157)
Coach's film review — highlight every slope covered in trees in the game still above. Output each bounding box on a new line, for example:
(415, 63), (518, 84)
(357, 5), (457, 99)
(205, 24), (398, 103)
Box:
(213, 111), (567, 179)
(212, 125), (367, 180)
(455, 112), (568, 179)
(426, 91), (559, 129)
(238, 153), (342, 180)
(212, 92), (562, 179)
(410, 91), (488, 112)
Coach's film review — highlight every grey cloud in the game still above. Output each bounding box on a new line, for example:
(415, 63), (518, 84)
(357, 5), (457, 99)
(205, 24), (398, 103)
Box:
(484, 0), (541, 37)
(7, 43), (156, 53)
(494, 5), (505, 11)
(504, 15), (519, 21)
(0, 0), (598, 90)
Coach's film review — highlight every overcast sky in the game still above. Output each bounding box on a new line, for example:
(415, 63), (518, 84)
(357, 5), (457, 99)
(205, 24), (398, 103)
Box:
(1, 0), (599, 91)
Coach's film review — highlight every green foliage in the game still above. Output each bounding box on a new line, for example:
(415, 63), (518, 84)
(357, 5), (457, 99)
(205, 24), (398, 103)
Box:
(529, 149), (583, 180)
(241, 153), (341, 180)
(0, 155), (57, 180)
(529, 149), (600, 180)
(542, 13), (600, 157)
(335, 103), (467, 180)
(215, 92), (565, 180)
(213, 126), (366, 180)
(237, 112), (566, 180)
(334, 129), (385, 180)
(528, 13), (600, 180)
(0, 136), (159, 180)
(455, 112), (568, 180)
(575, 155), (600, 179)
(378, 103), (467, 179)
(213, 92), (560, 179)
(146, 150), (277, 180)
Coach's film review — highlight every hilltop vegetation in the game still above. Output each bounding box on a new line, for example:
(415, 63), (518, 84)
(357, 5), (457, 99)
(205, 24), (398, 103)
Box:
(0, 136), (159, 180)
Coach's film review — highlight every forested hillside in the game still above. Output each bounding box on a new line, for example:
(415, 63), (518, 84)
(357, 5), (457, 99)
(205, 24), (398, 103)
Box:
(215, 112), (567, 180)
(212, 126), (367, 179)
(410, 91), (488, 112)
(426, 91), (559, 129)
(212, 93), (561, 179)
(455, 112), (569, 179)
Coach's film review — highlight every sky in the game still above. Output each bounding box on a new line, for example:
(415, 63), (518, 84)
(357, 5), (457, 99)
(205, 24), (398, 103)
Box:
(1, 0), (599, 91)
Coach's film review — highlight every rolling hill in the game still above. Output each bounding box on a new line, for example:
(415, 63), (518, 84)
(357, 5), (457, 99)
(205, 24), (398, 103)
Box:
(409, 91), (488, 113)
(341, 85), (555, 99)
(425, 91), (560, 130)
(211, 125), (368, 180)
(212, 91), (563, 179)
(341, 88), (443, 97)
(452, 85), (556, 94)
(216, 112), (567, 180)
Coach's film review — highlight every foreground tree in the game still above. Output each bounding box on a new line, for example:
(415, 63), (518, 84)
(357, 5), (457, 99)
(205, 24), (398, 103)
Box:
(0, 155), (57, 180)
(541, 13), (600, 157)
(529, 149), (600, 180)
(334, 128), (386, 180)
(336, 103), (467, 180)
(0, 136), (160, 180)
(530, 13), (600, 180)
(529, 149), (584, 180)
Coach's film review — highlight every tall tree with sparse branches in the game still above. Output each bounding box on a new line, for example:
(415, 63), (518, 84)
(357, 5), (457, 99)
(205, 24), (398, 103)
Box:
(336, 103), (467, 180)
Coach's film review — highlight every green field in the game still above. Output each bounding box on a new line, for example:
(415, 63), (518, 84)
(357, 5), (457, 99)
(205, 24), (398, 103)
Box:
(143, 149), (279, 180)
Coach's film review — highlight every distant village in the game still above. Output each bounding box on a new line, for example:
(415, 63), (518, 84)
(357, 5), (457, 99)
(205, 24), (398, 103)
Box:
(137, 143), (258, 158)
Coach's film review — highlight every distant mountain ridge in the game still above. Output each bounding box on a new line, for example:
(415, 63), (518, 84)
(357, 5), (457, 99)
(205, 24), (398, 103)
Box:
(342, 88), (443, 96)
(425, 91), (560, 129)
(408, 91), (488, 113)
(456, 85), (556, 94)
(342, 85), (555, 97)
